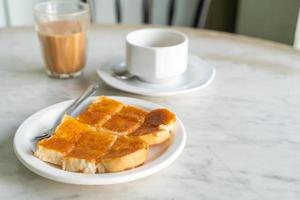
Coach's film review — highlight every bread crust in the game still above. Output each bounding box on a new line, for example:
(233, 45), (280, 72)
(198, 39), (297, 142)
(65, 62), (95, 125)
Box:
(98, 148), (148, 173)
(133, 129), (170, 146)
(97, 136), (148, 173)
(34, 145), (65, 165)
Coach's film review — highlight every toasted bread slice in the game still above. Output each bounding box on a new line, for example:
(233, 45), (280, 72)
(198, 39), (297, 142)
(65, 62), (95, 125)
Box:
(101, 106), (147, 136)
(77, 96), (124, 128)
(97, 136), (148, 173)
(63, 130), (117, 173)
(34, 137), (74, 165)
(52, 115), (92, 142)
(34, 115), (92, 165)
(130, 108), (176, 145)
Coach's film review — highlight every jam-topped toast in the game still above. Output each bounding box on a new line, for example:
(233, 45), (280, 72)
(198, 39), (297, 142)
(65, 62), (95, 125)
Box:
(98, 136), (148, 173)
(63, 130), (117, 173)
(129, 108), (176, 145)
(34, 97), (176, 173)
(34, 115), (92, 165)
(101, 105), (148, 135)
(77, 96), (124, 128)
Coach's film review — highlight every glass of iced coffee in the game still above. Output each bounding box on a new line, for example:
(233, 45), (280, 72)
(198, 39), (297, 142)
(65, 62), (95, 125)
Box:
(34, 1), (89, 78)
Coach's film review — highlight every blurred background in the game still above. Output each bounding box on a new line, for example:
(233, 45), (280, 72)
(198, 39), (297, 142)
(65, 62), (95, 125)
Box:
(0, 0), (299, 46)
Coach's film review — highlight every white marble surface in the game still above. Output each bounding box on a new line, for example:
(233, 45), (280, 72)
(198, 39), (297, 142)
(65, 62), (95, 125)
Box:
(0, 25), (300, 200)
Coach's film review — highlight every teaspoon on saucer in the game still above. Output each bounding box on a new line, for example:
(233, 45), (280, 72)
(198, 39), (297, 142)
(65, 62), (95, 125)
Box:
(112, 62), (135, 80)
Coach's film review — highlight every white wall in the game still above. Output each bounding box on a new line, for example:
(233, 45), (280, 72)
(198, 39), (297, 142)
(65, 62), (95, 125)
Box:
(5, 0), (46, 27)
(92, 0), (116, 24)
(0, 0), (195, 27)
(173, 0), (198, 26)
(0, 0), (7, 27)
(152, 0), (169, 25)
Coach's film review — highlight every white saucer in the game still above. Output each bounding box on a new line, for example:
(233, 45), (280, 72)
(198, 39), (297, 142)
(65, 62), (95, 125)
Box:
(13, 96), (186, 185)
(97, 55), (216, 96)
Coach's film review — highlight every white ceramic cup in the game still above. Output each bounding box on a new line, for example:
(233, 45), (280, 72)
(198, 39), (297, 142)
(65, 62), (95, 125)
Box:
(126, 28), (188, 83)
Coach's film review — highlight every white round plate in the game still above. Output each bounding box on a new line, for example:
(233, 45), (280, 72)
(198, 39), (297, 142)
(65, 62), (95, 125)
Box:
(97, 55), (216, 96)
(14, 96), (186, 185)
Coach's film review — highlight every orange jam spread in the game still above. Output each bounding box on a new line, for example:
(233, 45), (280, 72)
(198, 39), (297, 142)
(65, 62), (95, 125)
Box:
(77, 97), (124, 126)
(117, 106), (148, 122)
(130, 109), (175, 136)
(54, 115), (92, 143)
(143, 109), (176, 126)
(130, 125), (160, 136)
(102, 106), (147, 133)
(65, 130), (117, 160)
(37, 115), (93, 153)
(102, 136), (148, 159)
(37, 137), (74, 154)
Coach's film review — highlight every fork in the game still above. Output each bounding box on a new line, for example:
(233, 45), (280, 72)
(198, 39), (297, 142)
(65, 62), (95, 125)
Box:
(32, 84), (99, 141)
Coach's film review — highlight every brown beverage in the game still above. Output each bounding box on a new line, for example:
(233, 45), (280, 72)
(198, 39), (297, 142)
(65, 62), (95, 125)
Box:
(38, 21), (87, 75)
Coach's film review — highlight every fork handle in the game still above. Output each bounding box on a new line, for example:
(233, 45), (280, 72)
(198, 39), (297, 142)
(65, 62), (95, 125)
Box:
(33, 84), (99, 143)
(55, 84), (99, 125)
(65, 84), (99, 116)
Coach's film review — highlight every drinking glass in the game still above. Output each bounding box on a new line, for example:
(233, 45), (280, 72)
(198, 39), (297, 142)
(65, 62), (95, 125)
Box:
(34, 1), (90, 78)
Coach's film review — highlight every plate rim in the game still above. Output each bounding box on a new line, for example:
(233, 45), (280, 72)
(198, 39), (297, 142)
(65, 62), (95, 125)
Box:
(97, 55), (216, 96)
(13, 96), (186, 185)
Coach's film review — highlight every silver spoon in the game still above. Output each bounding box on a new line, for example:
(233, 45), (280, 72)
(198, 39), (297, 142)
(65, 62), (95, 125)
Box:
(32, 84), (99, 142)
(112, 62), (135, 80)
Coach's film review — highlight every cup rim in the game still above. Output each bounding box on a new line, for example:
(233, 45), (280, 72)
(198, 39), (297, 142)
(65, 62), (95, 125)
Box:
(33, 1), (89, 16)
(126, 28), (188, 49)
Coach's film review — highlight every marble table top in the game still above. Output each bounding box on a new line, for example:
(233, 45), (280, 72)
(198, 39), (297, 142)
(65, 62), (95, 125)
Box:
(0, 25), (299, 200)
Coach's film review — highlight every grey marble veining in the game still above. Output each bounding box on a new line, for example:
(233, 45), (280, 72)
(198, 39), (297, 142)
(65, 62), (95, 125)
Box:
(0, 25), (300, 200)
